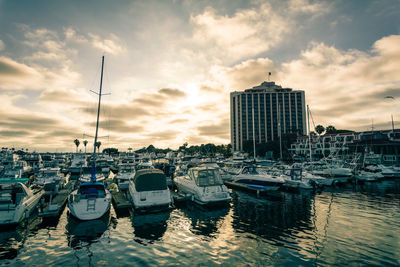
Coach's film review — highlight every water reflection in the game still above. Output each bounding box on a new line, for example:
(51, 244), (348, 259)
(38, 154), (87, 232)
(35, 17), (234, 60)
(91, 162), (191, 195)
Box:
(355, 180), (400, 197)
(1, 181), (400, 266)
(65, 212), (112, 266)
(0, 217), (41, 261)
(66, 212), (111, 247)
(131, 210), (171, 244)
(231, 190), (313, 240)
(181, 203), (230, 237)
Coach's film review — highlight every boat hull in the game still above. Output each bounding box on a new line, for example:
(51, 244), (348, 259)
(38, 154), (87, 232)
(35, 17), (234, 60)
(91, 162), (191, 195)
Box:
(0, 190), (43, 226)
(174, 177), (232, 206)
(68, 191), (111, 221)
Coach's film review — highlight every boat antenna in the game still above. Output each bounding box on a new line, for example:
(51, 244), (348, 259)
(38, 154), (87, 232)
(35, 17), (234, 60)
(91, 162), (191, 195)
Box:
(307, 105), (312, 161)
(93, 56), (105, 154)
(278, 102), (282, 161)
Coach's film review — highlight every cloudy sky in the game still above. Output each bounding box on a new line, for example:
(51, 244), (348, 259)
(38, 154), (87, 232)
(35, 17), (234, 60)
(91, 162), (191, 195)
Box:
(0, 0), (399, 152)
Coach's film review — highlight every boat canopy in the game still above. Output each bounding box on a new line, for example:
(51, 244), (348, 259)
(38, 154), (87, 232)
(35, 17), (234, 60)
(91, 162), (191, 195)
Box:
(133, 169), (167, 192)
(191, 168), (223, 187)
(78, 182), (106, 198)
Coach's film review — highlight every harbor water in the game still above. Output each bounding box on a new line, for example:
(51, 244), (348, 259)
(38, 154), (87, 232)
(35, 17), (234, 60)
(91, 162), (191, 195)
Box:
(1, 181), (400, 266)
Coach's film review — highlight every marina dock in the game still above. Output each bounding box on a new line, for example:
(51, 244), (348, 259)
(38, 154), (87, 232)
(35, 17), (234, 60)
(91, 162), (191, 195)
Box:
(111, 191), (131, 211)
(170, 190), (192, 205)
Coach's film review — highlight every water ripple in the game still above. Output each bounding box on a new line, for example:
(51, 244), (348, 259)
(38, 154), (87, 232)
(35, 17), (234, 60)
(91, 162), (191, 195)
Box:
(1, 181), (400, 266)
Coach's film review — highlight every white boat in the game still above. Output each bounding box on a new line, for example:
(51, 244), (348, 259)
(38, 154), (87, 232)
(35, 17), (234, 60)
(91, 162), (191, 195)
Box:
(69, 154), (87, 174)
(33, 167), (66, 195)
(302, 171), (335, 186)
(230, 165), (285, 191)
(136, 160), (154, 170)
(377, 164), (400, 178)
(0, 182), (44, 226)
(280, 168), (313, 189)
(128, 169), (172, 212)
(114, 164), (135, 190)
(174, 166), (231, 206)
(312, 166), (353, 183)
(354, 170), (384, 182)
(68, 178), (111, 221)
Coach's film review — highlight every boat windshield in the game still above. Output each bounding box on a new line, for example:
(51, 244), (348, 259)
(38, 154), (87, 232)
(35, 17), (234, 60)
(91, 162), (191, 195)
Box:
(284, 169), (302, 181)
(79, 184), (106, 198)
(193, 169), (223, 187)
(241, 166), (259, 175)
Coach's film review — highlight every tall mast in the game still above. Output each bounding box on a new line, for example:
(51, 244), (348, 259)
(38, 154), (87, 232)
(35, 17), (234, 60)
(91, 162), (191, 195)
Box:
(94, 56), (104, 154)
(391, 114), (395, 139)
(307, 105), (312, 161)
(252, 95), (256, 160)
(278, 103), (282, 160)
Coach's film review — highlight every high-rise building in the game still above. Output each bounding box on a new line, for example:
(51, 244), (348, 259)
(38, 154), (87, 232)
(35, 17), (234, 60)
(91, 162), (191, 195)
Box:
(230, 81), (306, 151)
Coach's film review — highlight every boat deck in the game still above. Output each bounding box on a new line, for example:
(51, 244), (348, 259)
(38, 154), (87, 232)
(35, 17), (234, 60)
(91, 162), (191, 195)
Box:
(111, 191), (131, 210)
(170, 191), (192, 204)
(224, 181), (283, 200)
(39, 181), (74, 218)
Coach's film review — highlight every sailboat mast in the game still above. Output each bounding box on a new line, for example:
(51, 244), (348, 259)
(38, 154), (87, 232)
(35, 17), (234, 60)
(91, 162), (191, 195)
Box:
(252, 95), (256, 160)
(278, 103), (282, 160)
(94, 55), (104, 154)
(307, 105), (312, 161)
(391, 114), (395, 138)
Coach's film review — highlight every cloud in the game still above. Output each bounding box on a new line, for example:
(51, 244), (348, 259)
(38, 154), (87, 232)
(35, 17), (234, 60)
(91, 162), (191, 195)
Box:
(190, 4), (289, 62)
(0, 56), (43, 90)
(169, 118), (189, 124)
(0, 40), (4, 51)
(132, 96), (164, 107)
(159, 88), (186, 97)
(0, 130), (32, 137)
(64, 27), (88, 43)
(145, 130), (181, 140)
(189, 1), (332, 64)
(89, 33), (125, 55)
(80, 103), (150, 120)
(215, 57), (276, 91)
(0, 26), (82, 92)
(288, 0), (331, 14)
(0, 114), (60, 131)
(88, 119), (144, 134)
(197, 120), (230, 139)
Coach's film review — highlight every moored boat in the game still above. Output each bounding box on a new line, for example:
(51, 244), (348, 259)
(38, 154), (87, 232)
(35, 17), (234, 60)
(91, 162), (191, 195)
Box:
(0, 182), (44, 226)
(228, 165), (285, 192)
(173, 166), (231, 206)
(68, 175), (111, 221)
(128, 169), (172, 212)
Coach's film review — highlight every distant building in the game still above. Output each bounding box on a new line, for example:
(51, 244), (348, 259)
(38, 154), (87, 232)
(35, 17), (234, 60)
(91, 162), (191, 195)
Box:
(230, 81), (306, 151)
(289, 129), (400, 164)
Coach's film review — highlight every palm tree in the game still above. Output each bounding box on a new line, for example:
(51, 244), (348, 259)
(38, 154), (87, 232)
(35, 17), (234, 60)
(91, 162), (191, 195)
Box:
(315, 125), (325, 136)
(83, 140), (88, 154)
(74, 139), (80, 153)
(95, 141), (101, 153)
(325, 125), (337, 134)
